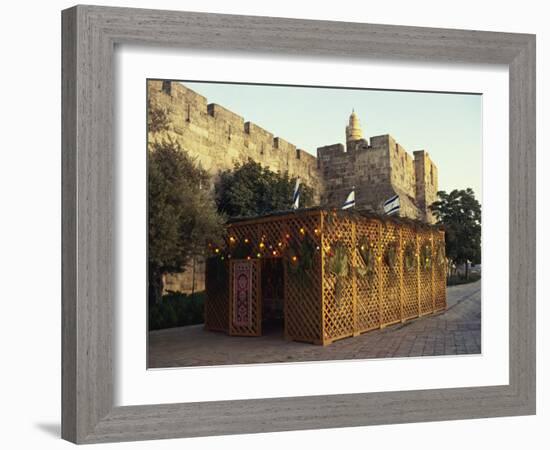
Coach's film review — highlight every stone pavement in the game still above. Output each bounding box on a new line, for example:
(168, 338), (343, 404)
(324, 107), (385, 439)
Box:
(148, 280), (481, 368)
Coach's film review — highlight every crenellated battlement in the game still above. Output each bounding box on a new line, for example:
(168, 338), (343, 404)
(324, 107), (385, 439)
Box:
(148, 80), (322, 197)
(148, 80), (438, 224)
(151, 80), (441, 294)
(317, 132), (438, 223)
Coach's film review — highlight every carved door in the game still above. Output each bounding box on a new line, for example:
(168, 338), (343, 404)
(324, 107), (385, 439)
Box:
(229, 259), (261, 336)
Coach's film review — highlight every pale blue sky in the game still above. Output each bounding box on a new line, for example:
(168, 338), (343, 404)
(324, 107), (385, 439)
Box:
(182, 81), (482, 201)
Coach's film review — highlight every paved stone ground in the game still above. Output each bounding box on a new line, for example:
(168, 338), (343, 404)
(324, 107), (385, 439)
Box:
(148, 280), (481, 368)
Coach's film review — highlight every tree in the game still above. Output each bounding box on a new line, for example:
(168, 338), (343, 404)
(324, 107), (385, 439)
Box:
(216, 159), (314, 218)
(148, 139), (224, 304)
(147, 97), (172, 133)
(430, 188), (481, 280)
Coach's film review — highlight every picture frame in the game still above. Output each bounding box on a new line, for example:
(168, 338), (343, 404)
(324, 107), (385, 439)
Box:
(61, 4), (536, 444)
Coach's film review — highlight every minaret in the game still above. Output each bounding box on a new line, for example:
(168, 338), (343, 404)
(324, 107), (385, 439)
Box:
(345, 109), (363, 149)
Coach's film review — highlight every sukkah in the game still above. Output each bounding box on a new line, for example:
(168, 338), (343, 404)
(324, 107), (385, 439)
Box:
(205, 207), (446, 345)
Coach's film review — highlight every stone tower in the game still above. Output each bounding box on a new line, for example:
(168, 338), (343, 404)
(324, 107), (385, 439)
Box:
(345, 110), (364, 148)
(318, 111), (439, 224)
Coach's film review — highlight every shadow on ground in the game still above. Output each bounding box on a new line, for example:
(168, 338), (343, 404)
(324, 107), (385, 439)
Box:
(149, 280), (481, 368)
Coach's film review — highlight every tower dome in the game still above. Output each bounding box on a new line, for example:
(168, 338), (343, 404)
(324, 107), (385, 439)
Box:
(346, 109), (363, 143)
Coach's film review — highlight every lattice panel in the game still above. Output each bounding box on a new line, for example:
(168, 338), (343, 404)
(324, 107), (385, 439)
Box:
(229, 259), (261, 336)
(321, 213), (355, 342)
(205, 210), (447, 345)
(433, 230), (447, 310)
(401, 226), (419, 320)
(379, 222), (402, 327)
(354, 218), (381, 332)
(204, 257), (229, 332)
(418, 230), (434, 315)
(283, 213), (323, 343)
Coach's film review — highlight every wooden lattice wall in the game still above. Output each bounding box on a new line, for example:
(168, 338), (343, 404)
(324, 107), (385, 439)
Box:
(320, 211), (447, 345)
(204, 209), (446, 345)
(204, 257), (229, 333)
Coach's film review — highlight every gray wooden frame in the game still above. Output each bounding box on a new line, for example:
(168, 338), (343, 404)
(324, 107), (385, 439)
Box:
(61, 4), (536, 444)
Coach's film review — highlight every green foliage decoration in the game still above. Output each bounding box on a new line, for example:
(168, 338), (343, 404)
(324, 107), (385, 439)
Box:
(420, 243), (433, 271)
(327, 241), (350, 305)
(207, 255), (229, 285)
(435, 242), (446, 273)
(356, 236), (376, 280)
(403, 242), (416, 272)
(286, 234), (316, 278)
(230, 238), (254, 259)
(384, 241), (399, 270)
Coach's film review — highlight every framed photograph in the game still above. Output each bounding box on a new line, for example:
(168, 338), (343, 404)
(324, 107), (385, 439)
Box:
(62, 5), (536, 444)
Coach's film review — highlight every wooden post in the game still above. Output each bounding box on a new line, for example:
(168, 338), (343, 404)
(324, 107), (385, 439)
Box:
(416, 233), (421, 316)
(399, 227), (405, 322)
(228, 260), (234, 336)
(352, 220), (359, 336)
(319, 212), (327, 345)
(430, 230), (435, 313)
(378, 221), (383, 328)
(283, 221), (290, 341)
(254, 259), (262, 337)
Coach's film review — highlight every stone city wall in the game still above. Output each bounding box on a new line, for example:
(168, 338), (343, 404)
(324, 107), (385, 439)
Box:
(148, 80), (439, 294)
(318, 134), (438, 222)
(147, 80), (323, 199)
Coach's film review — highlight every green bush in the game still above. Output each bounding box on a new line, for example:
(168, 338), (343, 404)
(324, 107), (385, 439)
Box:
(148, 291), (205, 330)
(447, 273), (481, 286)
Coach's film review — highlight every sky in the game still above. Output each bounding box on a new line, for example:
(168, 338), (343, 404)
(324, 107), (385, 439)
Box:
(182, 81), (482, 201)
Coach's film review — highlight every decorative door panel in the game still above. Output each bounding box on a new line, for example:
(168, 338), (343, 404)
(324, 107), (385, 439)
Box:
(229, 259), (261, 336)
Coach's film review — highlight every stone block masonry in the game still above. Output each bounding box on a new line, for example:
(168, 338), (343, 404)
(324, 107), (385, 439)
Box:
(148, 80), (323, 200)
(318, 133), (438, 223)
(148, 80), (439, 293)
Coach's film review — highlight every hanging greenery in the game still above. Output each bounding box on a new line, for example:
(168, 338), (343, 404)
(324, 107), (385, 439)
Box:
(435, 242), (446, 273)
(356, 236), (376, 280)
(403, 242), (416, 272)
(286, 234), (316, 278)
(327, 241), (350, 305)
(384, 241), (398, 270)
(420, 243), (433, 271)
(230, 238), (254, 259)
(327, 241), (349, 277)
(206, 255), (228, 287)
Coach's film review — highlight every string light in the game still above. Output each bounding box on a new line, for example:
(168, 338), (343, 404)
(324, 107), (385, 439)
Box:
(299, 227), (305, 235)
(256, 253), (261, 258)
(259, 242), (265, 249)
(244, 238), (249, 243)
(277, 242), (283, 247)
(291, 255), (298, 262)
(214, 248), (220, 254)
